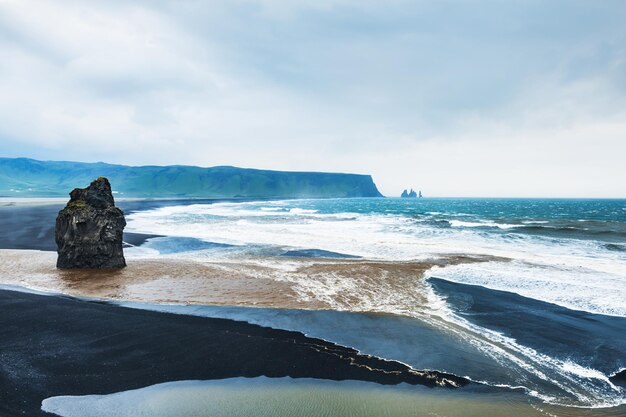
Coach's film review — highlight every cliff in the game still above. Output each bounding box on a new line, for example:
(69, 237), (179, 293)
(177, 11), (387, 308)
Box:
(55, 177), (126, 269)
(0, 158), (383, 199)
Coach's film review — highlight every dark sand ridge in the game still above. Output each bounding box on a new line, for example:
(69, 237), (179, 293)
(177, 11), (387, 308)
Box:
(0, 289), (468, 417)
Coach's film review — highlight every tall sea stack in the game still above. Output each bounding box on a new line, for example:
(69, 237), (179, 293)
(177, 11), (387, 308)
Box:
(55, 177), (126, 269)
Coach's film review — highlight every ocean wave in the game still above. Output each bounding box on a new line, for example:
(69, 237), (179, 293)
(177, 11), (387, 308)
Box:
(448, 220), (520, 229)
(126, 201), (626, 316)
(421, 278), (626, 408)
(444, 218), (626, 241)
(429, 261), (626, 317)
(604, 243), (626, 252)
(511, 224), (626, 238)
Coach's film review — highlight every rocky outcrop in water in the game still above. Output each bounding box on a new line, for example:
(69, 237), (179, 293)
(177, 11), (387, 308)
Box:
(55, 177), (126, 269)
(401, 188), (418, 198)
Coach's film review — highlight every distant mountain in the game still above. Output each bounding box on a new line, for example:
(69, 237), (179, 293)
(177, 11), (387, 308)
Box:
(0, 158), (383, 199)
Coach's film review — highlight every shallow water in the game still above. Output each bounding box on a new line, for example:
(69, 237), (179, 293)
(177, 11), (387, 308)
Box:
(42, 377), (626, 417)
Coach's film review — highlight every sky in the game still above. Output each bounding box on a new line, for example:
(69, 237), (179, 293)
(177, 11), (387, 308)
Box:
(0, 0), (625, 197)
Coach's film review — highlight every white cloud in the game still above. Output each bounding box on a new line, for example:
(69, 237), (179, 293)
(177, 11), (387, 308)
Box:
(0, 0), (625, 196)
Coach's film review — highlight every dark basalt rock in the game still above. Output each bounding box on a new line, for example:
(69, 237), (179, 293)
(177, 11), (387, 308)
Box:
(55, 177), (126, 269)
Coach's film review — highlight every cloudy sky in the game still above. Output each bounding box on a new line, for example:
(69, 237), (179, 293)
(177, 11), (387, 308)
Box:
(1, 0), (625, 197)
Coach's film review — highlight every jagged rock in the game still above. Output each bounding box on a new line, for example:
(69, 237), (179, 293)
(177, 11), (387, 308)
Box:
(401, 189), (409, 198)
(55, 177), (126, 269)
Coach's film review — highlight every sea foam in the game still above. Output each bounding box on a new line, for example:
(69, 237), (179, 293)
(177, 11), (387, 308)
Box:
(125, 199), (626, 317)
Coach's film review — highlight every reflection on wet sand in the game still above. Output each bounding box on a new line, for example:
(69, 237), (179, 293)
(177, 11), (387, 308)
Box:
(41, 377), (626, 417)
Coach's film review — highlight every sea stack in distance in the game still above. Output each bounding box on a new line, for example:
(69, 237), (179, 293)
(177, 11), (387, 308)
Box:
(55, 177), (126, 269)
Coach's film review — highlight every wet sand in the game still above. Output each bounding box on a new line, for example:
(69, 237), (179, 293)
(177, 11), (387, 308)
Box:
(0, 249), (490, 312)
(0, 288), (467, 417)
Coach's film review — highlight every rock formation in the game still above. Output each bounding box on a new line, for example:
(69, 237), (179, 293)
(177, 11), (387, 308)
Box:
(55, 177), (126, 269)
(401, 188), (418, 198)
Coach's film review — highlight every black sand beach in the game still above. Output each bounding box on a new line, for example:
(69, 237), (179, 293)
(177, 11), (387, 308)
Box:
(0, 198), (281, 251)
(0, 201), (153, 251)
(0, 289), (467, 417)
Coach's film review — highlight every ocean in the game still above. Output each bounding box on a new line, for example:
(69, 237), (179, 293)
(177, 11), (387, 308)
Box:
(115, 198), (626, 411)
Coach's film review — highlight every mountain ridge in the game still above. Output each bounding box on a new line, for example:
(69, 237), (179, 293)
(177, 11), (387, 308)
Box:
(0, 157), (383, 199)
